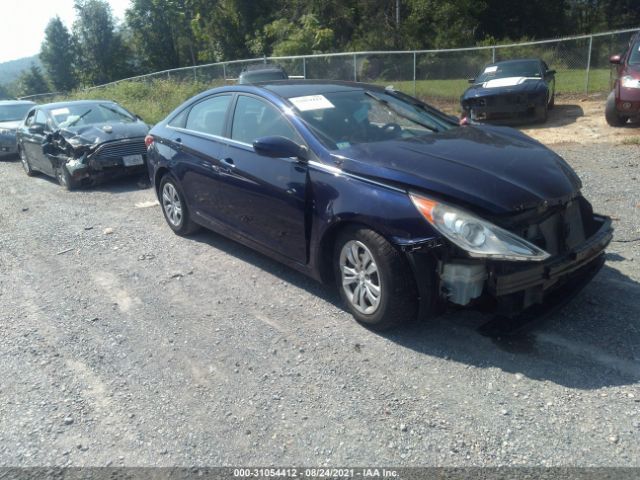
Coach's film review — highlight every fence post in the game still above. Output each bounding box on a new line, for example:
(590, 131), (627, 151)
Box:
(585, 35), (593, 95)
(223, 63), (227, 81)
(413, 52), (417, 97)
(492, 46), (496, 63)
(193, 66), (197, 82)
(353, 53), (357, 81)
(303, 57), (307, 79)
(167, 71), (170, 80)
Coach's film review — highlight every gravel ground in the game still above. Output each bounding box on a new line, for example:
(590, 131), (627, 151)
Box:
(0, 142), (639, 468)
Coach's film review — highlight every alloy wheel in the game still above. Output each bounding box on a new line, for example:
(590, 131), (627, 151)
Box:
(339, 240), (381, 315)
(162, 182), (183, 227)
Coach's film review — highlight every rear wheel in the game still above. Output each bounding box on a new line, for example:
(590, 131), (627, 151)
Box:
(19, 147), (34, 176)
(159, 175), (200, 235)
(605, 90), (628, 127)
(334, 226), (418, 330)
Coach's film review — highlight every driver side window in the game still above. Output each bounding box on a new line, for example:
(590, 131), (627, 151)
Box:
(34, 110), (48, 128)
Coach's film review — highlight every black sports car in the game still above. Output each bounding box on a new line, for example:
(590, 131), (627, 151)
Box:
(460, 59), (556, 124)
(16, 100), (150, 189)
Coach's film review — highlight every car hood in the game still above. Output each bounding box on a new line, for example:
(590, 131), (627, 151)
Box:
(58, 121), (149, 147)
(329, 126), (582, 215)
(0, 120), (22, 131)
(462, 77), (545, 99)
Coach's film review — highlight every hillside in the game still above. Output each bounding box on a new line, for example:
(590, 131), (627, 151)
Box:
(0, 55), (41, 85)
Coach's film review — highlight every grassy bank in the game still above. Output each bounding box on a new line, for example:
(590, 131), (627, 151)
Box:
(51, 68), (611, 124)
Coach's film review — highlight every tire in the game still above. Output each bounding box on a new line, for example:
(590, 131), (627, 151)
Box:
(159, 174), (200, 235)
(536, 104), (548, 124)
(333, 226), (418, 330)
(19, 147), (34, 177)
(605, 90), (627, 127)
(56, 164), (77, 191)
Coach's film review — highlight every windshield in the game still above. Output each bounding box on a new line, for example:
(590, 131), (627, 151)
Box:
(0, 104), (32, 122)
(629, 42), (640, 66)
(290, 90), (454, 150)
(48, 103), (136, 128)
(476, 61), (542, 82)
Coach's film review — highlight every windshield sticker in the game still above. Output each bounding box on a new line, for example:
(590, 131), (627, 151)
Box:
(336, 141), (351, 149)
(484, 66), (498, 73)
(289, 95), (335, 111)
(51, 108), (70, 115)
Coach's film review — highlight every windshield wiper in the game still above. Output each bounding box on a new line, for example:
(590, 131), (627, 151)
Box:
(364, 91), (440, 133)
(67, 109), (92, 127)
(99, 103), (133, 120)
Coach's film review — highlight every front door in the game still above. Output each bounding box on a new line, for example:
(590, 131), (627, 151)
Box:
(217, 94), (309, 264)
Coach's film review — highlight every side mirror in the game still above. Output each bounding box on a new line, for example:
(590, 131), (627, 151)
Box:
(28, 124), (45, 135)
(468, 78), (476, 84)
(253, 136), (308, 161)
(609, 54), (622, 64)
(546, 69), (556, 76)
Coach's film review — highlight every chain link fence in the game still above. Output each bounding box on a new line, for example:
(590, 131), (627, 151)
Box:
(21, 27), (640, 105)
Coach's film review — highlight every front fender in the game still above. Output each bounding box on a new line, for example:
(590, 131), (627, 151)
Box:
(307, 163), (441, 281)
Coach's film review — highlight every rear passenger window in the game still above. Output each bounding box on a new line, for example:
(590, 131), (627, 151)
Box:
(231, 96), (301, 145)
(185, 95), (231, 136)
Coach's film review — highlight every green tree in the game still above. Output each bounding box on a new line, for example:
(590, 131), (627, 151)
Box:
(126, 0), (197, 70)
(73, 0), (131, 85)
(40, 16), (78, 92)
(261, 14), (334, 56)
(16, 65), (50, 97)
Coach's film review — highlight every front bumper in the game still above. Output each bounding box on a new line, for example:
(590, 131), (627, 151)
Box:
(463, 94), (546, 123)
(487, 214), (612, 315)
(0, 140), (17, 157)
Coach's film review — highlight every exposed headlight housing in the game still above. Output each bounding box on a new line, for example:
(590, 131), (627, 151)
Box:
(410, 193), (550, 262)
(621, 75), (640, 89)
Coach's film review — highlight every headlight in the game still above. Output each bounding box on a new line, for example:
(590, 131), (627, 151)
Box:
(410, 193), (550, 262)
(0, 128), (14, 136)
(621, 76), (640, 89)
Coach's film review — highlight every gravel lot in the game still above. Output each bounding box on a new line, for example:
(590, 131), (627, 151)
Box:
(0, 142), (639, 468)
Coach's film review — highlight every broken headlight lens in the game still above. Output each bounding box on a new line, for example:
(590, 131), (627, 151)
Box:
(410, 193), (550, 262)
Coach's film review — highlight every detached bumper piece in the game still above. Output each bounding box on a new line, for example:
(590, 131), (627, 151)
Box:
(487, 214), (612, 316)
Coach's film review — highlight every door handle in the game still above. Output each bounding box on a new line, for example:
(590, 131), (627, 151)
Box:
(222, 157), (235, 167)
(174, 137), (183, 150)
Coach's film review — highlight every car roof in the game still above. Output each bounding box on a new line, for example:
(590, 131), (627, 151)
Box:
(260, 80), (378, 99)
(38, 99), (117, 110)
(0, 100), (36, 106)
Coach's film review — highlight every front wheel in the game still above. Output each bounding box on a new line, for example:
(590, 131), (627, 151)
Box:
(334, 227), (418, 330)
(159, 175), (200, 235)
(605, 90), (628, 127)
(56, 165), (77, 191)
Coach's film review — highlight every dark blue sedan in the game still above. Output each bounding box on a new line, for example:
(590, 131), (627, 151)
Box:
(461, 59), (556, 124)
(146, 81), (612, 330)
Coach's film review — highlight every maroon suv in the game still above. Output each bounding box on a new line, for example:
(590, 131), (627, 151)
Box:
(607, 33), (640, 126)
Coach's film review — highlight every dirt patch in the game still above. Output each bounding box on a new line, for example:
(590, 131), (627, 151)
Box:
(433, 94), (640, 145)
(521, 98), (640, 145)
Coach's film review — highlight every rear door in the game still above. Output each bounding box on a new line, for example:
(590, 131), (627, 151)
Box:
(167, 94), (233, 223)
(218, 94), (309, 263)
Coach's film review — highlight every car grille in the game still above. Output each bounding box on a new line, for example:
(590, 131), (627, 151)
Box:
(94, 139), (146, 160)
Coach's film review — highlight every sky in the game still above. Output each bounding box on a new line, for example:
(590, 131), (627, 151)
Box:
(0, 0), (131, 63)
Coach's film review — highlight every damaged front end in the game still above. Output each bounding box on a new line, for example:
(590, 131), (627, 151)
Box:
(44, 128), (147, 187)
(407, 193), (613, 318)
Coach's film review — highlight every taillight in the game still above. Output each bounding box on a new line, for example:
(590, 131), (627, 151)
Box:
(144, 134), (155, 148)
